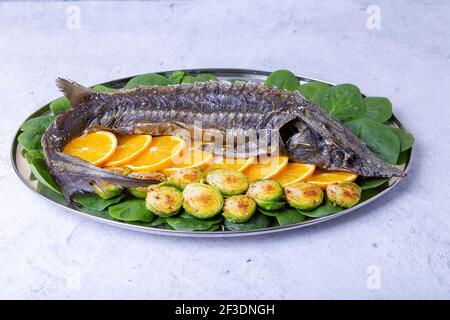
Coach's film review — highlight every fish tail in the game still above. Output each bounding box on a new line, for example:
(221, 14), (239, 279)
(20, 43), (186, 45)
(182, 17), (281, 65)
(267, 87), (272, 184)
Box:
(47, 151), (154, 200)
(56, 78), (94, 107)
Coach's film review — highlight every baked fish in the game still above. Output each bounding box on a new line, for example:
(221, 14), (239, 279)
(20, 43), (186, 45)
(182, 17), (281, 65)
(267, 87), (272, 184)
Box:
(42, 79), (403, 199)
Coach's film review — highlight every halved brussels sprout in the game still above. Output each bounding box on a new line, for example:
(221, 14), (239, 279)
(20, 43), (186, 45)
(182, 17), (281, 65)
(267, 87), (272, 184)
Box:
(246, 179), (284, 210)
(223, 195), (256, 223)
(128, 187), (147, 199)
(284, 182), (324, 210)
(128, 171), (166, 199)
(253, 199), (285, 211)
(104, 166), (132, 176)
(145, 184), (183, 217)
(92, 180), (123, 199)
(326, 182), (361, 208)
(206, 169), (249, 196)
(167, 167), (204, 189)
(182, 183), (224, 219)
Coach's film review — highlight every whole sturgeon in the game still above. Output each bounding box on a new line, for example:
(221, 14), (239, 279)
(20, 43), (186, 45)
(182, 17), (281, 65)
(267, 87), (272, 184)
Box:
(42, 79), (403, 199)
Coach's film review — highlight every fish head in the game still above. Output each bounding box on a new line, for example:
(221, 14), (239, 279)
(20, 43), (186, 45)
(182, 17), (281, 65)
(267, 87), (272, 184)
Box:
(285, 117), (403, 177)
(286, 126), (363, 171)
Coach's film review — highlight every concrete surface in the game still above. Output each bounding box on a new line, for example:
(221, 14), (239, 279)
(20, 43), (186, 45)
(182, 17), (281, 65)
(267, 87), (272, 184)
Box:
(0, 0), (449, 299)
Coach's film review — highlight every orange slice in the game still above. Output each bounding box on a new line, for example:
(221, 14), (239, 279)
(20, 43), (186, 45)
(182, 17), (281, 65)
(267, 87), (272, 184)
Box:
(306, 168), (358, 189)
(161, 141), (214, 174)
(244, 156), (289, 181)
(104, 134), (152, 167)
(273, 163), (316, 186)
(127, 136), (185, 172)
(208, 156), (255, 172)
(63, 131), (117, 166)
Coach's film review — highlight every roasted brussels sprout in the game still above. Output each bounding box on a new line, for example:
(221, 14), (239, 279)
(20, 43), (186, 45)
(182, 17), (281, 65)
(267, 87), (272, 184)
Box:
(326, 182), (361, 208)
(167, 167), (204, 189)
(284, 182), (324, 210)
(222, 195), (256, 223)
(92, 180), (123, 199)
(206, 169), (249, 196)
(104, 166), (132, 176)
(182, 183), (224, 219)
(128, 187), (147, 199)
(246, 179), (284, 210)
(127, 171), (166, 199)
(145, 184), (183, 217)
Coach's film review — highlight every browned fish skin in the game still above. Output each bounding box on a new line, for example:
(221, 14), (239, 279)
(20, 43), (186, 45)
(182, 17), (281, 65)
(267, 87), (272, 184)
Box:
(42, 79), (403, 199)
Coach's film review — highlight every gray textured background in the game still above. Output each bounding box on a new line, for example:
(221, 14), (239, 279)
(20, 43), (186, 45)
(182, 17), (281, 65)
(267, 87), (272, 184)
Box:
(0, 0), (449, 299)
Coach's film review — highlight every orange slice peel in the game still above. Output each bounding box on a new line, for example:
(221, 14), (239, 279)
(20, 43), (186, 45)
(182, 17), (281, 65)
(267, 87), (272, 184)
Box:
(104, 134), (152, 167)
(127, 136), (185, 172)
(273, 163), (316, 186)
(63, 131), (117, 166)
(244, 156), (289, 181)
(306, 168), (358, 189)
(161, 141), (214, 174)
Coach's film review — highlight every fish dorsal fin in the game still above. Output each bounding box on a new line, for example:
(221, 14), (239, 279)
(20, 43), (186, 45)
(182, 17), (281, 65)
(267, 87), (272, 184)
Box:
(56, 78), (93, 107)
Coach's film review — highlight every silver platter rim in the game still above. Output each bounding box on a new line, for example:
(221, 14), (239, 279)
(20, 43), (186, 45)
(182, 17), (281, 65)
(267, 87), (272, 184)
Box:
(10, 68), (413, 237)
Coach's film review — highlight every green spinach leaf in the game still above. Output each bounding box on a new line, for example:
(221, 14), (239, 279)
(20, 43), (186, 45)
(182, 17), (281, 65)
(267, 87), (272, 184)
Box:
(364, 97), (392, 123)
(49, 96), (70, 115)
(20, 115), (54, 133)
(108, 199), (156, 222)
(19, 115), (54, 151)
(125, 73), (171, 89)
(274, 208), (306, 225)
(224, 212), (271, 231)
(24, 149), (44, 163)
(73, 193), (123, 211)
(30, 158), (62, 194)
(167, 71), (185, 84)
(265, 69), (300, 91)
(346, 118), (400, 164)
(297, 199), (343, 218)
(358, 178), (389, 190)
(345, 118), (364, 136)
(396, 150), (409, 165)
(205, 224), (222, 231)
(18, 130), (43, 151)
(257, 208), (278, 216)
(166, 212), (222, 231)
(258, 207), (305, 224)
(298, 81), (330, 102)
(360, 188), (382, 202)
(36, 182), (67, 204)
(93, 85), (115, 93)
(316, 84), (365, 122)
(390, 127), (415, 152)
(182, 73), (217, 84)
(360, 120), (400, 164)
(149, 217), (166, 227)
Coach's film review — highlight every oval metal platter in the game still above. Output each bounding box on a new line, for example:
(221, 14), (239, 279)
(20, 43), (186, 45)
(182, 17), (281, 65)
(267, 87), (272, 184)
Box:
(11, 69), (413, 237)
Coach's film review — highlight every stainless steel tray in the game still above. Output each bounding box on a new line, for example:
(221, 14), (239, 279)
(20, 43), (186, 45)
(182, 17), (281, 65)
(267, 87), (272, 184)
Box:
(11, 68), (413, 237)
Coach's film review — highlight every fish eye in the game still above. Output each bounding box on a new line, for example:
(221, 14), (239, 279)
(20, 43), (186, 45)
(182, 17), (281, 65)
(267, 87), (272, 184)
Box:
(342, 148), (359, 167)
(331, 149), (345, 165)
